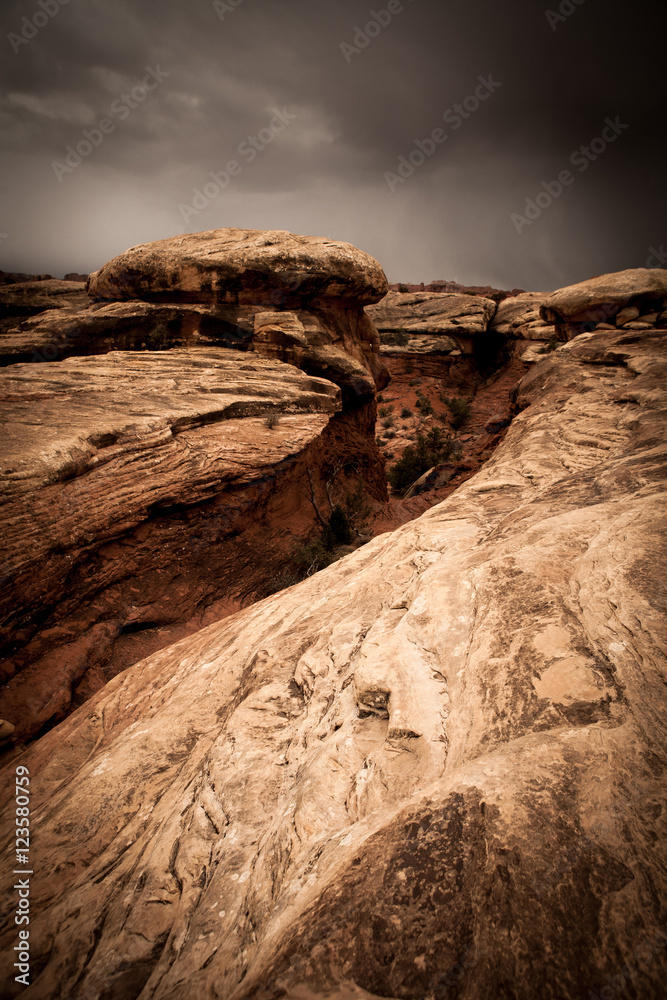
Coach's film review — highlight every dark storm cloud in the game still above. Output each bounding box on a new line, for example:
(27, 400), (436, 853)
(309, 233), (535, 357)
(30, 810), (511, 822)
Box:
(0, 0), (664, 288)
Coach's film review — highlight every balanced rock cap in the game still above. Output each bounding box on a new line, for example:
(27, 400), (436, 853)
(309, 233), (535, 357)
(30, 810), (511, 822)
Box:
(86, 228), (389, 307)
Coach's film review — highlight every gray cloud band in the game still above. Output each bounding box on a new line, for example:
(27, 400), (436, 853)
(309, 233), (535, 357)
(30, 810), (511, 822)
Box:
(383, 75), (501, 192)
(177, 107), (297, 224)
(511, 116), (629, 234)
(50, 66), (170, 182)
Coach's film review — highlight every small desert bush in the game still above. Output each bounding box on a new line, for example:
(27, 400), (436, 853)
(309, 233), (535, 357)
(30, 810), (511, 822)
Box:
(388, 427), (455, 493)
(442, 396), (471, 429)
(415, 395), (434, 417)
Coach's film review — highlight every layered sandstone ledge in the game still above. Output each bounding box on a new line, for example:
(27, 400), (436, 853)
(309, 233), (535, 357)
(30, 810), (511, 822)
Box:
(368, 269), (667, 357)
(0, 349), (385, 741)
(0, 323), (665, 999)
(0, 231), (393, 741)
(0, 228), (390, 399)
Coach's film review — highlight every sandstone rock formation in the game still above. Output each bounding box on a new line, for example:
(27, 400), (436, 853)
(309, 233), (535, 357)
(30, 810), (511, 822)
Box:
(0, 299), (251, 366)
(87, 228), (388, 307)
(366, 290), (497, 355)
(1, 322), (665, 999)
(0, 348), (388, 742)
(0, 270), (53, 285)
(540, 267), (667, 339)
(490, 290), (556, 341)
(1, 230), (389, 399)
(0, 230), (393, 743)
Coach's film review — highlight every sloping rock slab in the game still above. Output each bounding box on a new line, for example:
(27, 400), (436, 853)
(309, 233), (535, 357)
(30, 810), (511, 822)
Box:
(366, 290), (497, 336)
(0, 280), (89, 318)
(0, 300), (256, 366)
(86, 228), (388, 307)
(540, 267), (667, 336)
(1, 327), (665, 999)
(0, 349), (341, 737)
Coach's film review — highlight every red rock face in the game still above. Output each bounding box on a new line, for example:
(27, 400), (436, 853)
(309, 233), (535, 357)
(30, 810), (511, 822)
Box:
(0, 349), (388, 743)
(0, 231), (393, 744)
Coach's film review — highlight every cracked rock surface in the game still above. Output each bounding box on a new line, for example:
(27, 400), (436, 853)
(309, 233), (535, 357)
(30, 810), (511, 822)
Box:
(0, 325), (666, 999)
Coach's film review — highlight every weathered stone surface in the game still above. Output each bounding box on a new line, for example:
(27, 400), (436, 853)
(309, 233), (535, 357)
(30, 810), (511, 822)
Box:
(540, 267), (667, 337)
(1, 325), (665, 999)
(0, 348), (349, 739)
(0, 300), (256, 366)
(491, 291), (556, 341)
(366, 290), (497, 347)
(0, 279), (89, 319)
(379, 333), (460, 355)
(1, 237), (389, 398)
(86, 228), (388, 307)
(251, 307), (388, 402)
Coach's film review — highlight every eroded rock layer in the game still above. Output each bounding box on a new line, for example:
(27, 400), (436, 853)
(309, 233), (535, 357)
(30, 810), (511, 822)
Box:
(1, 324), (665, 999)
(0, 349), (389, 741)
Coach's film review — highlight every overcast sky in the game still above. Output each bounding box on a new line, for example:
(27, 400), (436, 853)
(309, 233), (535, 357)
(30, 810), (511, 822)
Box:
(0, 0), (664, 290)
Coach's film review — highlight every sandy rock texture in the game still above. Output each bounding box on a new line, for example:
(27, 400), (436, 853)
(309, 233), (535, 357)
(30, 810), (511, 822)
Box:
(87, 228), (388, 307)
(0, 280), (87, 317)
(1, 231), (389, 400)
(0, 299), (256, 366)
(0, 349), (367, 741)
(540, 268), (667, 339)
(0, 231), (393, 742)
(1, 324), (665, 999)
(490, 291), (556, 341)
(366, 290), (497, 354)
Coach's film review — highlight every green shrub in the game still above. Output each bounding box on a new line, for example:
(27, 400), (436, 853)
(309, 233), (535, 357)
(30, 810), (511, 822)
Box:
(380, 331), (409, 346)
(322, 505), (353, 548)
(379, 405), (393, 417)
(388, 427), (454, 493)
(264, 412), (280, 429)
(344, 475), (372, 533)
(400, 407), (412, 418)
(443, 396), (471, 429)
(416, 396), (434, 417)
(398, 283), (409, 293)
